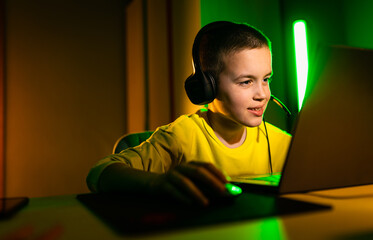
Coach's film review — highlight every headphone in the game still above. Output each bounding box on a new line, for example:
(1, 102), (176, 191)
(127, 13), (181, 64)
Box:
(184, 21), (234, 105)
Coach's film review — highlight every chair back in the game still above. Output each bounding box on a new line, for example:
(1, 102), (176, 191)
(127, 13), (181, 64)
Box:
(112, 131), (154, 154)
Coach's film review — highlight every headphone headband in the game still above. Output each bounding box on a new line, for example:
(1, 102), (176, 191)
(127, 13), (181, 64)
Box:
(191, 21), (234, 75)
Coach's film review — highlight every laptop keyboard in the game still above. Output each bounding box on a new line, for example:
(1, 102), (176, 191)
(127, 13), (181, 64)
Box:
(252, 174), (282, 183)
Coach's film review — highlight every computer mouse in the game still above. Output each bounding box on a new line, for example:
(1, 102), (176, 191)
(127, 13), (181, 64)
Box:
(225, 183), (243, 196)
(203, 183), (242, 206)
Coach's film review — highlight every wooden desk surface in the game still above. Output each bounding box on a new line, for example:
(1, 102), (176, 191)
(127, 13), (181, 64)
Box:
(1, 185), (373, 240)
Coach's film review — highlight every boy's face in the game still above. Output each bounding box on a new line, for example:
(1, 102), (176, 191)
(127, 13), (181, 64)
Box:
(213, 47), (272, 127)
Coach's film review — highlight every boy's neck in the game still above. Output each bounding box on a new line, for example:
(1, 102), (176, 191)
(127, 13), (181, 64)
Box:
(206, 110), (247, 148)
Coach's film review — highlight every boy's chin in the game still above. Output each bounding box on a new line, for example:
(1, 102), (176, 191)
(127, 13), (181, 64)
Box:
(244, 118), (263, 127)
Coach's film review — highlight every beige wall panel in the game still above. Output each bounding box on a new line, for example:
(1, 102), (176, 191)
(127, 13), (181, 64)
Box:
(147, 0), (171, 130)
(171, 0), (201, 117)
(5, 0), (126, 197)
(126, 0), (146, 133)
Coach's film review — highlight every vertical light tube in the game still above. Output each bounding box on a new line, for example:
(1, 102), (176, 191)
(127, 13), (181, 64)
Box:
(293, 20), (309, 111)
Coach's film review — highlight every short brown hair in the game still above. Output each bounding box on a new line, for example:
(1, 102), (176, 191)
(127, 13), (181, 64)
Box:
(199, 22), (271, 79)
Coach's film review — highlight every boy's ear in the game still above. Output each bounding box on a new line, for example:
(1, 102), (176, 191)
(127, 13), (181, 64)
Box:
(184, 70), (217, 105)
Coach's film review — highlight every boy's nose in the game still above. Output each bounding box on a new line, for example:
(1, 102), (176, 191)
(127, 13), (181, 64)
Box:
(253, 84), (268, 101)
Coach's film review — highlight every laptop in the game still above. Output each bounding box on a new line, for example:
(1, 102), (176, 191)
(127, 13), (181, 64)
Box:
(231, 45), (373, 194)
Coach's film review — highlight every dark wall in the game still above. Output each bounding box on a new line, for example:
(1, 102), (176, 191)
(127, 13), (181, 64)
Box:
(5, 0), (126, 197)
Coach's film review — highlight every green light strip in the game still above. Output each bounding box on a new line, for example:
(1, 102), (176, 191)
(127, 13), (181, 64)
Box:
(293, 20), (309, 111)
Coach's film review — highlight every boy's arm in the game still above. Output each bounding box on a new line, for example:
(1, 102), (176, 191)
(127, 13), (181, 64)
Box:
(97, 161), (228, 206)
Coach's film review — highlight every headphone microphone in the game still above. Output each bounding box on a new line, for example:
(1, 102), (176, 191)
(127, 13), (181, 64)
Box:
(270, 95), (292, 117)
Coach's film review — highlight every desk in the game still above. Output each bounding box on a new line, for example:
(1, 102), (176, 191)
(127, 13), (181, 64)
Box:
(1, 185), (373, 240)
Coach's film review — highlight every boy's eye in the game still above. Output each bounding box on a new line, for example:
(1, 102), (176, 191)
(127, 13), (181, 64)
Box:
(264, 77), (273, 83)
(239, 80), (253, 86)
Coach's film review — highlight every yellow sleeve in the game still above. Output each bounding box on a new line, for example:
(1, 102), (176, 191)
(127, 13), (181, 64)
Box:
(86, 128), (182, 192)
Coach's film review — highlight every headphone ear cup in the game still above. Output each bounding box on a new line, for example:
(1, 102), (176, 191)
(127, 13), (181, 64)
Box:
(204, 72), (217, 101)
(184, 71), (217, 105)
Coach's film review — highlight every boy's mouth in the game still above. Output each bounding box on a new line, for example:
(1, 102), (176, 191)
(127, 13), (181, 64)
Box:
(248, 107), (262, 111)
(247, 107), (264, 116)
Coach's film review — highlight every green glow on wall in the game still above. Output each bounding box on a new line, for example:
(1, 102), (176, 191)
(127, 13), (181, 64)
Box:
(293, 20), (309, 111)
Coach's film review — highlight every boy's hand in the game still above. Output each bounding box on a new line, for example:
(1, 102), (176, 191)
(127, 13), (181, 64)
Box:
(149, 162), (229, 206)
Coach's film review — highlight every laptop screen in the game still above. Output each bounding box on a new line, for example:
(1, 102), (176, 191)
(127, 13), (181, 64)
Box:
(279, 45), (373, 193)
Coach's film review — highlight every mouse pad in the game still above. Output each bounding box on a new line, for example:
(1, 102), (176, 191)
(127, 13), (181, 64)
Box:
(77, 192), (330, 235)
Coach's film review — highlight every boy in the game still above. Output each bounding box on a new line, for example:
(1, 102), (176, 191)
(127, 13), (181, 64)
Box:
(87, 21), (291, 206)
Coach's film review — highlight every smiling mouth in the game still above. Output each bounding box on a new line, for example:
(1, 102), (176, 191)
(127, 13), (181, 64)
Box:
(248, 107), (262, 111)
(247, 107), (264, 116)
